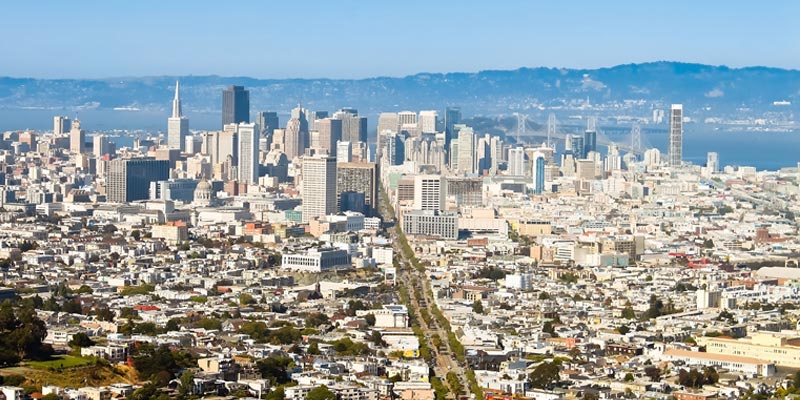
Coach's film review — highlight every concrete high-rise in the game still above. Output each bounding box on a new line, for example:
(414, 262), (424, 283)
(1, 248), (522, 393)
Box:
(222, 85), (250, 127)
(301, 155), (337, 223)
(707, 152), (719, 174)
(413, 175), (444, 211)
(316, 118), (343, 155)
(167, 81), (189, 151)
(237, 123), (259, 185)
(669, 104), (683, 167)
(398, 111), (418, 136)
(336, 162), (377, 215)
(107, 158), (170, 203)
(418, 110), (438, 134)
(284, 118), (304, 159)
(456, 126), (476, 175)
(70, 119), (85, 154)
(507, 147), (525, 176)
(93, 134), (114, 158)
(54, 116), (71, 136)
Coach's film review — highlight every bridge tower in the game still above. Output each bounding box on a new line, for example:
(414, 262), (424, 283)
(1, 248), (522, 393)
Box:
(630, 123), (642, 154)
(514, 112), (527, 144)
(547, 113), (556, 148)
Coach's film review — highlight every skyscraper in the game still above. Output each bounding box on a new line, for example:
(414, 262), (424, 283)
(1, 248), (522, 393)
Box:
(532, 153), (546, 194)
(70, 119), (85, 154)
(583, 125), (597, 159)
(107, 158), (170, 203)
(336, 162), (377, 215)
(284, 118), (304, 159)
(168, 81), (189, 151)
(707, 152), (719, 174)
(54, 116), (71, 136)
(456, 126), (476, 175)
(255, 111), (279, 136)
(222, 85), (250, 127)
(301, 155), (337, 223)
(444, 107), (461, 160)
(237, 122), (259, 185)
(418, 110), (438, 134)
(669, 104), (683, 167)
(398, 111), (418, 136)
(507, 147), (525, 176)
(413, 175), (444, 211)
(93, 134), (114, 158)
(316, 118), (343, 155)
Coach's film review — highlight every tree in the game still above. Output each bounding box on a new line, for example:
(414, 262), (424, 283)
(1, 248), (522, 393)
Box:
(131, 230), (141, 241)
(69, 332), (95, 349)
(472, 300), (485, 314)
(305, 312), (329, 328)
(239, 293), (255, 305)
(624, 372), (634, 382)
(178, 370), (195, 397)
(306, 385), (336, 400)
(165, 318), (180, 332)
(256, 356), (294, 385)
(621, 304), (636, 319)
(543, 321), (556, 336)
(364, 313), (376, 326)
(644, 366), (662, 382)
(94, 307), (115, 322)
(528, 361), (560, 390)
(264, 387), (285, 400)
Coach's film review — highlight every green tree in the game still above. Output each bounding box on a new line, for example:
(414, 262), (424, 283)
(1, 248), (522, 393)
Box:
(364, 313), (376, 326)
(256, 356), (294, 385)
(264, 387), (285, 400)
(472, 300), (484, 314)
(239, 293), (255, 305)
(528, 361), (560, 390)
(306, 385), (336, 400)
(624, 372), (634, 382)
(305, 312), (329, 328)
(69, 332), (95, 348)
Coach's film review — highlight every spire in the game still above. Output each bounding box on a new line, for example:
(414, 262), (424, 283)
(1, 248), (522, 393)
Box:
(172, 80), (182, 118)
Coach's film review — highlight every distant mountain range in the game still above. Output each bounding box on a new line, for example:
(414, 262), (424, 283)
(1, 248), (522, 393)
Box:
(1, 62), (798, 117)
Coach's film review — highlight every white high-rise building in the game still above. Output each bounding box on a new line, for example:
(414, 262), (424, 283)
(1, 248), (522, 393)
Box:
(643, 148), (661, 169)
(456, 127), (476, 175)
(302, 155), (337, 223)
(508, 147), (525, 176)
(669, 104), (683, 167)
(418, 110), (438, 134)
(413, 175), (444, 211)
(337, 141), (352, 163)
(706, 152), (719, 175)
(237, 122), (259, 185)
(167, 81), (189, 151)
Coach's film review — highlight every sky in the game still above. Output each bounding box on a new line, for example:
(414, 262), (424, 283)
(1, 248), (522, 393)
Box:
(2, 0), (798, 79)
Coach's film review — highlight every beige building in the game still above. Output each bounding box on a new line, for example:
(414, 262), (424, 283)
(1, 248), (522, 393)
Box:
(697, 331), (800, 368)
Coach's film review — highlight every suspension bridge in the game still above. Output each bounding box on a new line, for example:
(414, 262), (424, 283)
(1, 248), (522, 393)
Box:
(510, 113), (664, 156)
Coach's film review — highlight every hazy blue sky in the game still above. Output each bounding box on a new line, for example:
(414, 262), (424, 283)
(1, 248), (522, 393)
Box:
(2, 1), (797, 79)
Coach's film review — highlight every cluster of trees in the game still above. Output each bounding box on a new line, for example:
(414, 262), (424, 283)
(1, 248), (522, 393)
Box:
(130, 343), (196, 386)
(239, 321), (303, 345)
(676, 367), (719, 388)
(331, 337), (371, 356)
(0, 300), (51, 366)
(475, 266), (506, 281)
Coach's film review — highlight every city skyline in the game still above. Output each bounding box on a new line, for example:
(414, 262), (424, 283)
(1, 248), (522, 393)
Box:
(1, 1), (798, 79)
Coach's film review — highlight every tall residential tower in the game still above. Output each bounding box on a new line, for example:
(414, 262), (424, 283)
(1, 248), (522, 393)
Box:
(669, 104), (683, 167)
